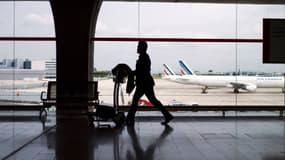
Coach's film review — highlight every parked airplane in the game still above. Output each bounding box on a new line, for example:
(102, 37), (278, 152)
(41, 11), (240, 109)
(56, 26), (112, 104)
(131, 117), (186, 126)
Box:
(163, 60), (285, 93)
(162, 64), (186, 84)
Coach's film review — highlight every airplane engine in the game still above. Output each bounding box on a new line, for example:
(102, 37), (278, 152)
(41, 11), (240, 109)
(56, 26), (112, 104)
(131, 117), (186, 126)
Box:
(244, 85), (257, 92)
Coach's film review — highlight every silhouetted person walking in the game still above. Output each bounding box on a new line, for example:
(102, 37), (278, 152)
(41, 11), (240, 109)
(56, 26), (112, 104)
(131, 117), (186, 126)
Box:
(126, 41), (173, 125)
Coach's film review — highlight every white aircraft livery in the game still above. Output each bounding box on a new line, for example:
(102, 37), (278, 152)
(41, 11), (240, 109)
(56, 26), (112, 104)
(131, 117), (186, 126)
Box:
(162, 60), (285, 93)
(162, 64), (185, 84)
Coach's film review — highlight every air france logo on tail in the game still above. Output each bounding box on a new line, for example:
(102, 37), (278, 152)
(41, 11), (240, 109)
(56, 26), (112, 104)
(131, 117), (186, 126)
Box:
(163, 69), (169, 75)
(180, 69), (186, 75)
(178, 60), (195, 75)
(163, 64), (175, 75)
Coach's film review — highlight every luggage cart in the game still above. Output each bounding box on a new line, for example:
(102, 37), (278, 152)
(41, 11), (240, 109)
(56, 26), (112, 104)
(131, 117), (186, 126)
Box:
(89, 64), (134, 127)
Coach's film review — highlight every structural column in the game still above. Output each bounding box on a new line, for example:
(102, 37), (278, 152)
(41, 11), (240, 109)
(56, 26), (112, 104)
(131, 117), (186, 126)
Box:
(49, 0), (102, 159)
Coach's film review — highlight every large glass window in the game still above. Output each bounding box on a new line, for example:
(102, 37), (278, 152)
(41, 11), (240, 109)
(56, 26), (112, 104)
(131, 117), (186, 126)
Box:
(96, 2), (139, 38)
(139, 3), (237, 38)
(95, 2), (285, 108)
(0, 2), (55, 159)
(0, 2), (55, 103)
(236, 5), (285, 106)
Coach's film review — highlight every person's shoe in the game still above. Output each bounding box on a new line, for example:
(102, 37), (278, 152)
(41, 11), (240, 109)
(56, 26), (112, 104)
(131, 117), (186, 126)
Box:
(161, 114), (174, 125)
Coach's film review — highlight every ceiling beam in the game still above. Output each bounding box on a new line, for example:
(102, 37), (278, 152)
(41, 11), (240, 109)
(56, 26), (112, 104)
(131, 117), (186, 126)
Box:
(104, 0), (285, 4)
(2, 0), (285, 4)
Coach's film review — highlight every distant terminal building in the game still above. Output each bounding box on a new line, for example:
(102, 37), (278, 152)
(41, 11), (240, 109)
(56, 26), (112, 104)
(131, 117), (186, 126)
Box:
(0, 58), (32, 69)
(44, 59), (56, 80)
(23, 59), (32, 69)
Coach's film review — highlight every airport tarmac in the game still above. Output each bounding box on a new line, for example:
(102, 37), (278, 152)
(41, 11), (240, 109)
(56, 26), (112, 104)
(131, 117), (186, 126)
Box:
(0, 78), (284, 106)
(98, 78), (285, 106)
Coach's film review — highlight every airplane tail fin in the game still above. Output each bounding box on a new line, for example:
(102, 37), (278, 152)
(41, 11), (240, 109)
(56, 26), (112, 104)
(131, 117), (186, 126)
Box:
(179, 60), (196, 75)
(163, 64), (176, 75)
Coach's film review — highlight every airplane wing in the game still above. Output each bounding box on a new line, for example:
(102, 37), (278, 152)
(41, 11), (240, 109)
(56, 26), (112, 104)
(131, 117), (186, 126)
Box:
(228, 82), (257, 92)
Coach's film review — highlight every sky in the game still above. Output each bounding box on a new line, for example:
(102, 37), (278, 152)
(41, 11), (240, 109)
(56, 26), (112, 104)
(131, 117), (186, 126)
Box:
(0, 1), (285, 73)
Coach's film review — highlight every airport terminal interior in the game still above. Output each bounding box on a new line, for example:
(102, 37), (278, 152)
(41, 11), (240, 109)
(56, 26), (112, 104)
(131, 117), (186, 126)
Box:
(1, 0), (285, 159)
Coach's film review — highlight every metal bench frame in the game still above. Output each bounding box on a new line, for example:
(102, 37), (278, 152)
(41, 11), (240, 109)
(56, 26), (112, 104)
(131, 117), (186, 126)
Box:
(41, 81), (100, 112)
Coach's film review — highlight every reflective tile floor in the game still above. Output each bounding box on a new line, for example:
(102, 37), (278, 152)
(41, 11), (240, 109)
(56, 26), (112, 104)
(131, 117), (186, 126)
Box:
(0, 111), (56, 160)
(3, 115), (285, 160)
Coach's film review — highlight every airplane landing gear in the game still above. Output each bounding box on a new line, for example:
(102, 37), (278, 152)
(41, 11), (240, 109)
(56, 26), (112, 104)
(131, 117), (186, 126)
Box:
(234, 88), (239, 93)
(201, 86), (208, 94)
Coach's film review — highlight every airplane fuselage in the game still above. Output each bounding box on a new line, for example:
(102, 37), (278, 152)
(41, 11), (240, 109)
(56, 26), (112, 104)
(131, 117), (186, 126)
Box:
(180, 75), (284, 88)
(163, 60), (284, 92)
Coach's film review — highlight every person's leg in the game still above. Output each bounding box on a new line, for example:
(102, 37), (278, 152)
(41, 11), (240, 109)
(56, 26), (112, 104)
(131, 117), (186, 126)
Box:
(145, 87), (173, 124)
(126, 88), (144, 124)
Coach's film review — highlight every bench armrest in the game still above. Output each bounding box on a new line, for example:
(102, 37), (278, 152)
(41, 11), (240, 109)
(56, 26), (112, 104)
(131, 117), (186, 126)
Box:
(41, 91), (47, 100)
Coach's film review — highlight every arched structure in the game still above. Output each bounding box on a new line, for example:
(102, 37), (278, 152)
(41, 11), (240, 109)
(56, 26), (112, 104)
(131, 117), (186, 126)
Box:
(49, 1), (102, 159)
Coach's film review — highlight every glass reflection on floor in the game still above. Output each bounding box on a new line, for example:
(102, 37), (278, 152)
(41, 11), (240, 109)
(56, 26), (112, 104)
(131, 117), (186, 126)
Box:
(89, 124), (173, 160)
